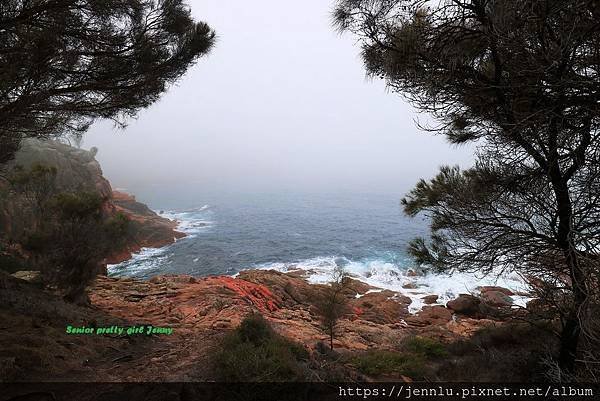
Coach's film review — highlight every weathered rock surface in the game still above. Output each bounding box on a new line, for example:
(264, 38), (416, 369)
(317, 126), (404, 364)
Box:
(0, 139), (184, 266)
(478, 286), (515, 296)
(89, 270), (412, 351)
(480, 290), (514, 307)
(106, 191), (186, 264)
(7, 138), (112, 197)
(1, 266), (527, 381)
(422, 294), (439, 304)
(405, 305), (453, 327)
(88, 269), (511, 357)
(446, 294), (482, 316)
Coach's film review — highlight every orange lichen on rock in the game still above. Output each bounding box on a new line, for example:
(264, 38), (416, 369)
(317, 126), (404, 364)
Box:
(219, 276), (280, 313)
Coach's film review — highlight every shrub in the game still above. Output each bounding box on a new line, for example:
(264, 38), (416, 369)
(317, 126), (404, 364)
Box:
(212, 314), (309, 382)
(236, 313), (276, 346)
(351, 350), (425, 377)
(438, 323), (557, 381)
(402, 336), (448, 358)
(24, 191), (130, 304)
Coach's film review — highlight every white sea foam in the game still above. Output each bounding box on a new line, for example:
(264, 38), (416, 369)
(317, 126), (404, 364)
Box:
(258, 256), (532, 313)
(158, 205), (213, 236)
(108, 206), (212, 276)
(107, 247), (172, 277)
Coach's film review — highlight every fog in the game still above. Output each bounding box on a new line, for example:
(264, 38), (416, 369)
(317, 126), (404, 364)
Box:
(84, 0), (474, 198)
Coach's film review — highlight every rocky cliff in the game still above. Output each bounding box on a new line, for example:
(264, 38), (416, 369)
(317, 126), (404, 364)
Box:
(0, 139), (184, 268)
(105, 191), (186, 264)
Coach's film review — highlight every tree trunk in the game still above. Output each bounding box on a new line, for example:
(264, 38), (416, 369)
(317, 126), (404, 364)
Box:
(552, 178), (586, 373)
(558, 246), (587, 373)
(559, 315), (581, 372)
(330, 329), (334, 350)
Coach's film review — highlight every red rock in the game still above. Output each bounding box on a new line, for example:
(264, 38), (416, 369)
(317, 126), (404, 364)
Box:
(405, 305), (452, 327)
(446, 294), (481, 316)
(219, 276), (280, 313)
(480, 290), (513, 307)
(350, 290), (411, 324)
(107, 190), (186, 263)
(478, 286), (514, 296)
(421, 295), (439, 304)
(84, 269), (521, 367)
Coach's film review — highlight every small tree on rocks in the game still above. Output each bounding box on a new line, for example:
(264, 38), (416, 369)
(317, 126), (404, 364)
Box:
(314, 265), (351, 350)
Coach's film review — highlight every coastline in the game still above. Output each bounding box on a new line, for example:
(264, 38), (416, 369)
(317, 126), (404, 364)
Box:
(104, 190), (533, 316)
(104, 191), (187, 265)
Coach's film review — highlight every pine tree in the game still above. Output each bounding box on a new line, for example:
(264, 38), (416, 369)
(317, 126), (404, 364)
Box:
(0, 0), (215, 163)
(334, 0), (600, 373)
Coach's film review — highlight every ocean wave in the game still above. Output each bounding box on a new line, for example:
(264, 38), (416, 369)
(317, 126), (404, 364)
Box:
(257, 256), (531, 313)
(108, 205), (213, 276)
(107, 247), (172, 278)
(158, 205), (213, 236)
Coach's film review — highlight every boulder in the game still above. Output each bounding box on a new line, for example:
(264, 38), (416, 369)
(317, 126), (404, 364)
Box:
(478, 286), (514, 296)
(446, 294), (481, 316)
(405, 305), (452, 327)
(351, 290), (411, 324)
(480, 290), (513, 307)
(421, 294), (439, 304)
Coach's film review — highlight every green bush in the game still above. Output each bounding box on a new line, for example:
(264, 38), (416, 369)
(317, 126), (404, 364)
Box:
(22, 191), (130, 304)
(236, 313), (276, 346)
(212, 314), (309, 382)
(438, 323), (557, 381)
(351, 350), (425, 377)
(402, 336), (448, 358)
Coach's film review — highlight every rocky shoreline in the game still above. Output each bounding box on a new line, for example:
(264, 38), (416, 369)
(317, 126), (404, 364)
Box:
(0, 139), (538, 382)
(90, 269), (526, 350)
(104, 190), (186, 265)
(2, 264), (529, 381)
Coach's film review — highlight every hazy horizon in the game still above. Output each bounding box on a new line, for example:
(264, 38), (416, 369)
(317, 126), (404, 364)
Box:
(83, 0), (474, 199)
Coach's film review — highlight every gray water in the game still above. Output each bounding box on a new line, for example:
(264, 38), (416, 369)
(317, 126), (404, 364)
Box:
(108, 190), (429, 279)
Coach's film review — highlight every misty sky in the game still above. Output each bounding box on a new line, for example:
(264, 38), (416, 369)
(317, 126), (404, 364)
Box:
(84, 0), (473, 197)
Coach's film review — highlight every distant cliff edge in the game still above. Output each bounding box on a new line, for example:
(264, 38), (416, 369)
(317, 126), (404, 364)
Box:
(0, 139), (185, 271)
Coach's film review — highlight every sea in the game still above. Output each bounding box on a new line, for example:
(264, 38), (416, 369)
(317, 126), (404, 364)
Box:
(108, 190), (529, 312)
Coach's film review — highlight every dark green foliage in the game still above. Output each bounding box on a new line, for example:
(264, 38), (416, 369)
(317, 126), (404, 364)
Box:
(2, 164), (58, 246)
(313, 265), (351, 349)
(236, 313), (277, 346)
(334, 0), (600, 373)
(438, 323), (557, 382)
(7, 164), (57, 222)
(24, 191), (130, 304)
(51, 192), (104, 221)
(0, 0), (215, 163)
(351, 350), (426, 378)
(349, 336), (447, 378)
(402, 336), (448, 359)
(212, 314), (309, 382)
(7, 164), (57, 190)
(3, 163), (132, 303)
